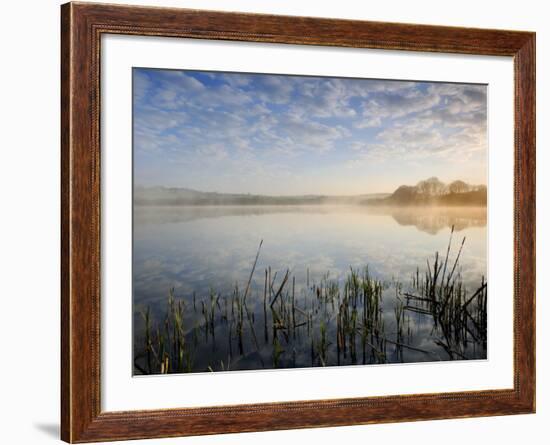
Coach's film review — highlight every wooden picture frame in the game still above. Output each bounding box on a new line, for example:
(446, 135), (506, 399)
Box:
(61, 2), (535, 442)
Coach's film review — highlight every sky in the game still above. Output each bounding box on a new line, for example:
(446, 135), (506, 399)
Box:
(133, 68), (487, 195)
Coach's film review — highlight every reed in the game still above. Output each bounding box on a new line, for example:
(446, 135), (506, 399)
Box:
(135, 229), (487, 374)
(403, 225), (487, 359)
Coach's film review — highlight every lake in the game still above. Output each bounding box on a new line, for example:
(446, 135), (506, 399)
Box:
(133, 205), (487, 374)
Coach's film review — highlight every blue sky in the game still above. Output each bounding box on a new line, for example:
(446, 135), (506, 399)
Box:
(133, 68), (487, 195)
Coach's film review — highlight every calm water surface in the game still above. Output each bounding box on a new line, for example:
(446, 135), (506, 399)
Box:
(133, 205), (487, 374)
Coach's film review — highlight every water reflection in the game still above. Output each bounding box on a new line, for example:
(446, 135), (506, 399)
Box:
(135, 204), (486, 235)
(369, 206), (486, 235)
(133, 205), (487, 374)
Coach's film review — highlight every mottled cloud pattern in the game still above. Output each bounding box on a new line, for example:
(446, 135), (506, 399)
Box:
(133, 68), (487, 195)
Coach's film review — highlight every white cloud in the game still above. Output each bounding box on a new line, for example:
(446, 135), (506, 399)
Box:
(354, 117), (382, 128)
(256, 75), (295, 104)
(133, 71), (152, 101)
(361, 89), (441, 122)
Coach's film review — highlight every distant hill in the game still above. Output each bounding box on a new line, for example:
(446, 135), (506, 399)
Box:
(134, 186), (390, 206)
(134, 179), (485, 207)
(368, 177), (486, 207)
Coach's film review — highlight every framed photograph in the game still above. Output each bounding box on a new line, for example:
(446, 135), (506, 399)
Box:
(61, 2), (535, 442)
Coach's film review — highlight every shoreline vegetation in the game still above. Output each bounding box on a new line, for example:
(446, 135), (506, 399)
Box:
(134, 226), (487, 375)
(134, 177), (486, 207)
